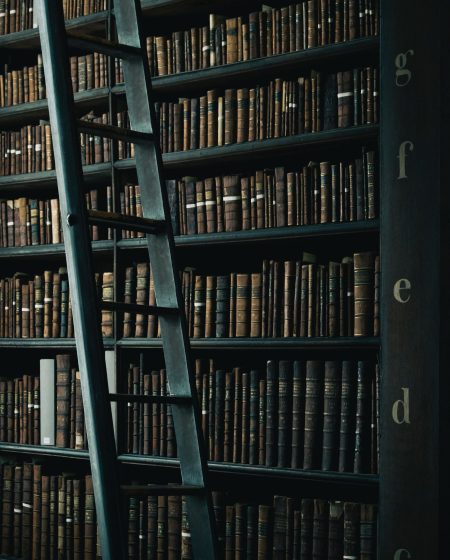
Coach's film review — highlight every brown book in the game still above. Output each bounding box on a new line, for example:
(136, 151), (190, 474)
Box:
(123, 266), (136, 338)
(43, 271), (53, 338)
(223, 175), (241, 232)
(226, 18), (238, 63)
(303, 360), (324, 469)
(56, 354), (71, 448)
(250, 273), (262, 338)
(353, 252), (375, 336)
(205, 276), (216, 338)
(205, 177), (217, 233)
(196, 180), (206, 234)
(313, 499), (328, 559)
(224, 89), (237, 144)
(101, 272), (113, 338)
(13, 466), (22, 558)
(308, 1), (317, 47)
(32, 465), (41, 560)
(135, 263), (149, 338)
(73, 479), (83, 560)
(3, 465), (14, 556)
(374, 256), (380, 337)
(249, 12), (259, 59)
(40, 475), (50, 560)
(338, 361), (355, 472)
(284, 261), (295, 337)
(168, 493), (182, 560)
(337, 71), (353, 128)
(237, 88), (249, 143)
(236, 274), (250, 337)
(22, 463), (33, 558)
(224, 371), (234, 462)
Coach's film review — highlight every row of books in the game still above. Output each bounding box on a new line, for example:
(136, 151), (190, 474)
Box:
(0, 269), (113, 339)
(0, 0), (106, 36)
(124, 358), (379, 474)
(123, 252), (379, 340)
(148, 70), (379, 157)
(119, 1), (380, 80)
(1, 57), (45, 107)
(0, 53), (109, 108)
(0, 112), (112, 177)
(165, 153), (377, 238)
(0, 464), (102, 560)
(0, 460), (377, 560)
(0, 191), (112, 248)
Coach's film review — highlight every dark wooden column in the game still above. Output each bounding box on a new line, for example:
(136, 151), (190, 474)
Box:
(380, 0), (450, 557)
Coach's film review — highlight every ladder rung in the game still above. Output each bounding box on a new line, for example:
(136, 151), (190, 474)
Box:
(109, 393), (192, 405)
(66, 30), (141, 59)
(121, 486), (205, 497)
(88, 210), (165, 235)
(76, 119), (153, 145)
(98, 301), (179, 317)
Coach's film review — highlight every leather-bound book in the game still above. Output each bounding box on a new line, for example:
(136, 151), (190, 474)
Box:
(173, 103), (182, 152)
(123, 267), (136, 338)
(51, 272), (61, 338)
(49, 476), (58, 560)
(213, 370), (224, 462)
(157, 495), (167, 558)
(73, 479), (82, 560)
(193, 275), (206, 338)
(135, 263), (149, 338)
(300, 499), (313, 560)
(303, 361), (324, 469)
(319, 162), (331, 223)
(32, 465), (41, 559)
(7, 379), (13, 442)
(226, 18), (238, 63)
(27, 374), (34, 444)
(237, 88), (249, 143)
(273, 495), (287, 560)
(0, 381), (5, 440)
(374, 256), (380, 337)
(308, 1), (317, 47)
(225, 506), (235, 560)
(241, 372), (250, 463)
(355, 158), (365, 220)
(367, 150), (376, 219)
(181, 498), (193, 560)
(223, 175), (241, 232)
(231, 367), (242, 463)
(338, 361), (355, 472)
(127, 495), (139, 558)
(204, 177), (216, 233)
(41, 475), (50, 560)
(75, 371), (84, 450)
(56, 354), (71, 448)
(22, 463), (33, 558)
(328, 264), (339, 337)
(312, 499), (328, 560)
(265, 360), (278, 466)
(343, 503), (359, 560)
(235, 503), (247, 560)
(236, 274), (250, 337)
(274, 166), (286, 227)
(223, 371), (234, 462)
(33, 376), (39, 444)
(182, 99), (190, 151)
(60, 277), (69, 338)
(349, 0), (358, 39)
(345, 259), (354, 336)
(299, 265), (308, 337)
(168, 493), (182, 560)
(248, 370), (260, 465)
(84, 475), (96, 560)
(259, 379), (266, 465)
(246, 505), (257, 560)
(224, 89), (237, 144)
(185, 181), (197, 235)
(283, 261), (295, 337)
(250, 273), (262, 338)
(13, 466), (22, 558)
(196, 180), (206, 234)
(248, 12), (259, 59)
(337, 71), (353, 128)
(3, 465), (13, 555)
(206, 89), (219, 147)
(43, 271), (53, 338)
(291, 361), (306, 468)
(215, 275), (230, 338)
(353, 252), (375, 336)
(150, 371), (160, 456)
(205, 276), (216, 339)
(354, 361), (371, 473)
(322, 361), (342, 471)
(277, 361), (293, 467)
(360, 504), (377, 560)
(327, 501), (344, 560)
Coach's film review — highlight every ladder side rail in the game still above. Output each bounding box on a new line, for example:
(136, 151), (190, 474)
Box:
(35, 1), (127, 559)
(114, 3), (219, 559)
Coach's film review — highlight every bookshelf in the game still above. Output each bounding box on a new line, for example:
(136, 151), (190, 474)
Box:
(0, 0), (421, 558)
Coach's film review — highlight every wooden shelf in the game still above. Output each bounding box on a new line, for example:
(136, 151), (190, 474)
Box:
(0, 11), (108, 50)
(0, 442), (90, 458)
(0, 162), (111, 191)
(118, 219), (379, 250)
(113, 36), (379, 95)
(0, 87), (109, 127)
(117, 337), (379, 349)
(0, 338), (116, 348)
(115, 125), (379, 172)
(0, 239), (113, 259)
(118, 454), (379, 487)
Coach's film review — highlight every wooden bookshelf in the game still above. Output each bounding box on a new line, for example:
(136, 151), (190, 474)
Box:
(0, 0), (400, 558)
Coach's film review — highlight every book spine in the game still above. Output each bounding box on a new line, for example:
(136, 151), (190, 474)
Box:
(32, 465), (41, 560)
(353, 251), (375, 336)
(354, 361), (372, 473)
(84, 475), (96, 560)
(214, 370), (224, 462)
(236, 273), (250, 337)
(233, 368), (242, 463)
(321, 361), (342, 471)
(303, 360), (324, 470)
(241, 372), (250, 464)
(265, 360), (277, 467)
(3, 466), (13, 555)
(343, 502), (360, 560)
(277, 361), (293, 468)
(22, 463), (33, 558)
(291, 361), (306, 468)
(273, 495), (287, 560)
(56, 354), (71, 448)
